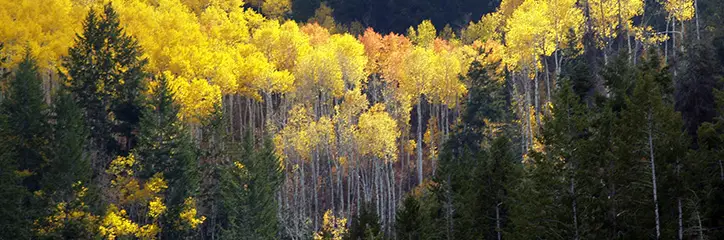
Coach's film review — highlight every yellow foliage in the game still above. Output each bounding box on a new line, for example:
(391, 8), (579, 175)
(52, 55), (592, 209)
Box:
(261, 0), (291, 20)
(313, 210), (348, 240)
(0, 0), (89, 68)
(330, 34), (368, 90)
(355, 104), (399, 161)
(588, 0), (644, 47)
(99, 205), (139, 240)
(179, 197), (206, 229)
(664, 0), (695, 21)
(166, 72), (222, 123)
(504, 0), (555, 69)
(400, 46), (438, 100)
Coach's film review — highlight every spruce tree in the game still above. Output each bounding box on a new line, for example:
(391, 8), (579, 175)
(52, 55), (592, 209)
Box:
(134, 74), (198, 238)
(675, 43), (722, 141)
(219, 133), (281, 239)
(42, 87), (90, 202)
(0, 52), (50, 239)
(396, 195), (422, 240)
(63, 3), (147, 157)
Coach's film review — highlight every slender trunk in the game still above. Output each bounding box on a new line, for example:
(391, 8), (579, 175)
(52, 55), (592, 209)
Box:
(697, 209), (704, 239)
(719, 159), (724, 181)
(695, 0), (700, 40)
(417, 98), (423, 185)
(545, 58), (551, 106)
(495, 202), (502, 240)
(673, 20), (678, 77)
(665, 17), (670, 63)
(678, 198), (683, 240)
(572, 177), (580, 240)
(648, 111), (661, 239)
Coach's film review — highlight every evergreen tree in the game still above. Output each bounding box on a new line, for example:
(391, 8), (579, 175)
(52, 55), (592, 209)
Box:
(615, 52), (687, 238)
(134, 74), (199, 238)
(346, 203), (383, 240)
(396, 195), (422, 240)
(42, 87), (90, 203)
(219, 133), (281, 239)
(62, 3), (147, 157)
(0, 52), (50, 239)
(675, 43), (722, 141)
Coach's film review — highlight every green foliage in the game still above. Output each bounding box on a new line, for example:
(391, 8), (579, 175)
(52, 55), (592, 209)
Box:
(346, 203), (383, 240)
(63, 3), (148, 155)
(135, 74), (199, 238)
(42, 87), (90, 202)
(219, 133), (282, 239)
(0, 51), (47, 240)
(395, 195), (422, 239)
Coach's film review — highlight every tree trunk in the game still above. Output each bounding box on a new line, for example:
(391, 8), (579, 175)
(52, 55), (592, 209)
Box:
(695, 0), (700, 40)
(572, 176), (580, 240)
(648, 111), (661, 239)
(417, 98), (424, 185)
(496, 202), (502, 240)
(678, 198), (683, 240)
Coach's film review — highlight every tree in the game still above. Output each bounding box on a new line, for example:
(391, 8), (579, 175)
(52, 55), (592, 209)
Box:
(63, 3), (148, 156)
(135, 74), (200, 238)
(0, 52), (49, 239)
(219, 133), (282, 239)
(675, 43), (721, 141)
(42, 87), (90, 203)
(396, 195), (422, 240)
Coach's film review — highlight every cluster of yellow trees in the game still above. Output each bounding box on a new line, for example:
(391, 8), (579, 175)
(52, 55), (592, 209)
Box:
(1, 0), (697, 234)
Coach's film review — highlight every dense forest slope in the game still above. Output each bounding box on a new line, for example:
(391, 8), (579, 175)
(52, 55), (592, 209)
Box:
(1, 0), (724, 239)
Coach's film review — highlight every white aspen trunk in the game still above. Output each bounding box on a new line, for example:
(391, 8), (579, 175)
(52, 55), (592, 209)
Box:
(265, 90), (273, 126)
(665, 17), (670, 63)
(678, 198), (683, 240)
(697, 209), (704, 239)
(300, 157), (307, 228)
(648, 111), (661, 239)
(544, 59), (551, 106)
(313, 148), (320, 230)
(719, 159), (724, 181)
(417, 98), (424, 185)
(496, 202), (502, 240)
(572, 177), (580, 240)
(695, 0), (700, 40)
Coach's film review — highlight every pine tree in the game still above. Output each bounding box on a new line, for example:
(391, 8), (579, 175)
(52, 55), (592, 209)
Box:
(346, 203), (383, 240)
(134, 74), (199, 238)
(219, 133), (281, 239)
(63, 3), (148, 157)
(42, 87), (90, 203)
(675, 43), (722, 141)
(0, 52), (50, 239)
(396, 195), (422, 240)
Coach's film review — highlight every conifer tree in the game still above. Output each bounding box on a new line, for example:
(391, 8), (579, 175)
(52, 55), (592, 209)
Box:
(0, 52), (50, 239)
(395, 195), (422, 240)
(42, 87), (90, 203)
(219, 133), (281, 239)
(135, 74), (199, 238)
(63, 3), (148, 156)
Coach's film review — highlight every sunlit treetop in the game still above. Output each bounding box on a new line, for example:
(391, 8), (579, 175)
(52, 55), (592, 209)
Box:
(0, 0), (90, 68)
(588, 0), (644, 47)
(301, 23), (331, 46)
(330, 33), (368, 90)
(355, 104), (400, 161)
(379, 33), (412, 84)
(664, 0), (695, 22)
(408, 20), (437, 48)
(261, 0), (291, 20)
(358, 28), (385, 75)
(503, 0), (555, 69)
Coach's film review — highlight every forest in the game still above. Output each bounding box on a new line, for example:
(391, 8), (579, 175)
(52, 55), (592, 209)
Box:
(1, 0), (723, 239)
